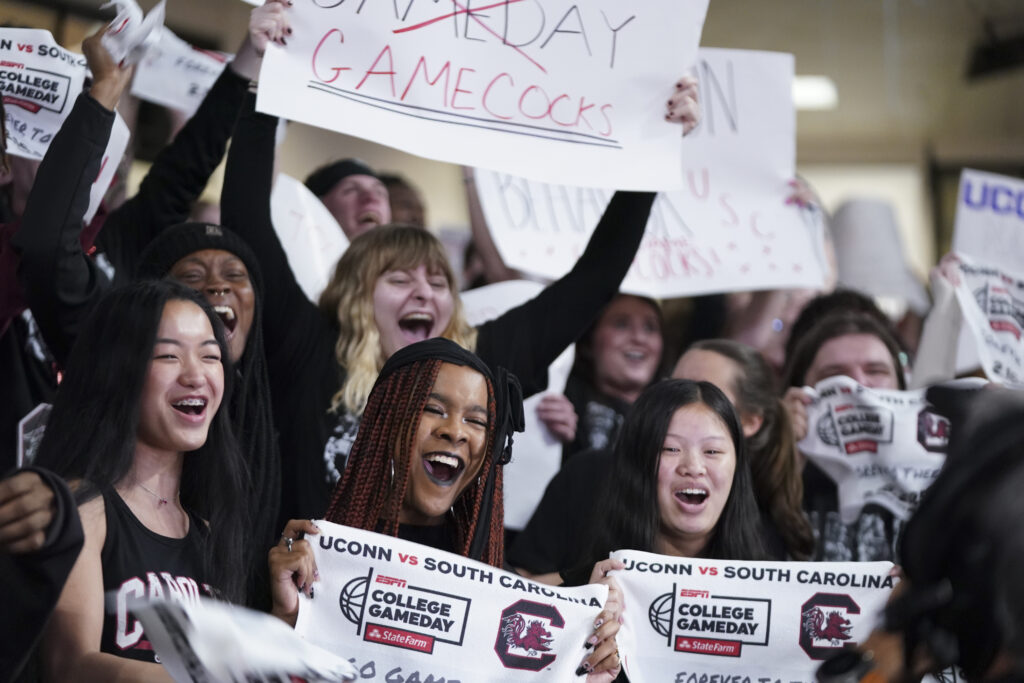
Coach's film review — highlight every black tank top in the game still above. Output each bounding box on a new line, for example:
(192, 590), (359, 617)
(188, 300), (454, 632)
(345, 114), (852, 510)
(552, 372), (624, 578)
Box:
(99, 489), (213, 662)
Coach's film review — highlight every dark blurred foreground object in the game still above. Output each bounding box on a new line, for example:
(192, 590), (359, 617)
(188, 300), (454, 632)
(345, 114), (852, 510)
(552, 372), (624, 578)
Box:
(818, 385), (1024, 683)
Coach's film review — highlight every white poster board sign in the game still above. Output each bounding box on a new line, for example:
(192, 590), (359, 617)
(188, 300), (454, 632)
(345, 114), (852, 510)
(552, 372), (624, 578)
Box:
(257, 0), (709, 190)
(952, 168), (1024, 372)
(610, 552), (895, 682)
(297, 522), (606, 682)
(461, 280), (574, 530)
(132, 27), (230, 116)
(0, 29), (87, 160)
(270, 173), (349, 301)
(798, 376), (961, 524)
(953, 255), (1024, 388)
(474, 48), (827, 298)
(131, 597), (357, 682)
(0, 29), (130, 222)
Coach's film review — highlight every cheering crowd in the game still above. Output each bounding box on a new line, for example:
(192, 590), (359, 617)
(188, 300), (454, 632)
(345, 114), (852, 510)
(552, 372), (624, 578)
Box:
(2, 2), (1023, 683)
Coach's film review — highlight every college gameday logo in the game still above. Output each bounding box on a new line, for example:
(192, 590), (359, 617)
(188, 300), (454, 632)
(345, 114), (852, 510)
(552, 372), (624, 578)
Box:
(975, 281), (1024, 341)
(338, 570), (470, 655)
(817, 402), (894, 454)
(494, 599), (564, 671)
(648, 584), (771, 658)
(0, 64), (73, 114)
(799, 593), (859, 660)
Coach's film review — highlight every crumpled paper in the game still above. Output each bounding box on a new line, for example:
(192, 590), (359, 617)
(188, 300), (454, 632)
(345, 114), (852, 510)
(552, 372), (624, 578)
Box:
(100, 0), (165, 65)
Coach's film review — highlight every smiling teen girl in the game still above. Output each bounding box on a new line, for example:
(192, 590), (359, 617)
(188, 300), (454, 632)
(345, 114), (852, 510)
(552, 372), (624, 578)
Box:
(35, 281), (247, 681)
(578, 379), (767, 573)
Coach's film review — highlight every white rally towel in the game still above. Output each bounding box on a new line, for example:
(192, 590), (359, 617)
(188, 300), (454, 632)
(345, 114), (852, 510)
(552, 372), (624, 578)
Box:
(798, 376), (963, 524)
(131, 596), (357, 682)
(952, 253), (1024, 389)
(296, 521), (607, 682)
(100, 0), (165, 66)
(610, 551), (896, 683)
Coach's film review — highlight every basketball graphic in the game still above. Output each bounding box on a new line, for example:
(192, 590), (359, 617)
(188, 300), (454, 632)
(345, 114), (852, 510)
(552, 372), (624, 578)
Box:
(648, 591), (674, 637)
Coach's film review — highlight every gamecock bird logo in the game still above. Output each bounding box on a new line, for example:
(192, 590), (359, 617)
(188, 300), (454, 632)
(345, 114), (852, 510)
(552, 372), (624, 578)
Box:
(803, 607), (853, 645)
(501, 613), (553, 656)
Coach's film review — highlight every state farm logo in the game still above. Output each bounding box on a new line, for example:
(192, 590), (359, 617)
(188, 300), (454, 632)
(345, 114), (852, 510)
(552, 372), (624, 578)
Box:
(799, 593), (859, 660)
(338, 569), (470, 655)
(817, 402), (894, 454)
(648, 584), (770, 658)
(494, 600), (564, 671)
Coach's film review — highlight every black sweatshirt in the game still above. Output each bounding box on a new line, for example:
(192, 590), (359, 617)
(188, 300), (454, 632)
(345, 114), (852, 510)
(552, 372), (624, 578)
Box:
(221, 93), (655, 523)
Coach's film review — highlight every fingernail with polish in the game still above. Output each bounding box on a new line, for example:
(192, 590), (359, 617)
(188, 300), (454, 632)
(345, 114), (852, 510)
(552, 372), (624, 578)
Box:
(593, 618), (604, 629)
(575, 665), (587, 677)
(587, 635), (599, 647)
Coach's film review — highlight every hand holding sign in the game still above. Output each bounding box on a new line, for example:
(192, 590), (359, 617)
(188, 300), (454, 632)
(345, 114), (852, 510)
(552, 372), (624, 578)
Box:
(269, 519), (321, 627)
(82, 27), (134, 111)
(583, 558), (627, 680)
(249, 0), (292, 57)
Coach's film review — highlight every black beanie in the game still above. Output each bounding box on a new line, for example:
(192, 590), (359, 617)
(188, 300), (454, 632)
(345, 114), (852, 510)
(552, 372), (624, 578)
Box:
(304, 158), (378, 197)
(137, 222), (263, 290)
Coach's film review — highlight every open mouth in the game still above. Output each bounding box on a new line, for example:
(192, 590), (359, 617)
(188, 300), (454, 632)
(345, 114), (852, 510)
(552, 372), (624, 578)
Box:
(674, 488), (709, 506)
(399, 313), (434, 343)
(213, 305), (238, 335)
(172, 397), (208, 417)
(422, 452), (465, 487)
(357, 211), (382, 228)
(624, 350), (647, 362)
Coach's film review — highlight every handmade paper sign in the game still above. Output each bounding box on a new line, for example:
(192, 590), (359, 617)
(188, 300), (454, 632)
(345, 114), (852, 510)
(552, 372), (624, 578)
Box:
(270, 173), (349, 301)
(131, 597), (357, 682)
(474, 48), (827, 298)
(952, 254), (1024, 388)
(461, 280), (574, 530)
(132, 27), (230, 116)
(296, 522), (606, 682)
(256, 0), (709, 190)
(798, 376), (968, 523)
(610, 552), (895, 682)
(84, 112), (130, 223)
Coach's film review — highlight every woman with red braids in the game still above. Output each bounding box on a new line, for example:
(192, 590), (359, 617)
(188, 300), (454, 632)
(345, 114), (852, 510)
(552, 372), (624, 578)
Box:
(267, 338), (624, 678)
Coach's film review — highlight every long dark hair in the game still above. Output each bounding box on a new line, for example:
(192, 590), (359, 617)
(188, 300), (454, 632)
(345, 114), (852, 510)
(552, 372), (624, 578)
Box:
(690, 339), (814, 559)
(34, 280), (249, 603)
(325, 338), (523, 568)
(585, 379), (766, 564)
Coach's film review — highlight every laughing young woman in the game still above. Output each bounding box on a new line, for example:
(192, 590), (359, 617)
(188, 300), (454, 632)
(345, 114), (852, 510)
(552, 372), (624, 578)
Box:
(575, 378), (767, 576)
(34, 281), (247, 681)
(220, 73), (701, 525)
(269, 338), (625, 678)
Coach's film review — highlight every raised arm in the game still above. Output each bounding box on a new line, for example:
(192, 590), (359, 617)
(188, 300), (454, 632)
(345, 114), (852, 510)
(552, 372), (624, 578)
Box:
(95, 20), (268, 282)
(12, 30), (132, 366)
(474, 77), (699, 395)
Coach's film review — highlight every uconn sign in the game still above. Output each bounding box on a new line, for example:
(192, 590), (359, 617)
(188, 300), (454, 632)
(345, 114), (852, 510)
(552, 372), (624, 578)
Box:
(962, 177), (1024, 219)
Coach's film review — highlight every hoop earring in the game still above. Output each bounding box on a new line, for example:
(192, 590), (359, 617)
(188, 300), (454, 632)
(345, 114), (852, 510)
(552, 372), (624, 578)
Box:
(389, 458), (395, 489)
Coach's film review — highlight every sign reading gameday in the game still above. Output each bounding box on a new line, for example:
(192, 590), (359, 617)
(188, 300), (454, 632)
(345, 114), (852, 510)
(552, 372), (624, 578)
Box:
(610, 551), (895, 682)
(473, 48), (827, 298)
(256, 0), (708, 190)
(297, 522), (606, 682)
(798, 376), (962, 524)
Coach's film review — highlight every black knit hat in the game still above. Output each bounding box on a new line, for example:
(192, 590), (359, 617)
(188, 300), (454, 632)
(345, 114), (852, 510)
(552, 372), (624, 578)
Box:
(136, 222), (263, 289)
(304, 158), (379, 197)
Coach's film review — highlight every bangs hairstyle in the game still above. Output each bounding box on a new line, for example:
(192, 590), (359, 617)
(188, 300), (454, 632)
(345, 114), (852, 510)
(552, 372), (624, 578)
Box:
(689, 339), (814, 559)
(782, 309), (907, 390)
(584, 379), (766, 565)
(573, 294), (665, 386)
(324, 357), (505, 567)
(317, 225), (477, 415)
(34, 280), (249, 603)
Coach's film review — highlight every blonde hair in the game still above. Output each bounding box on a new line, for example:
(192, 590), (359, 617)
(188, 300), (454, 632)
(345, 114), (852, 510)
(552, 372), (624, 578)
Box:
(318, 225), (477, 414)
